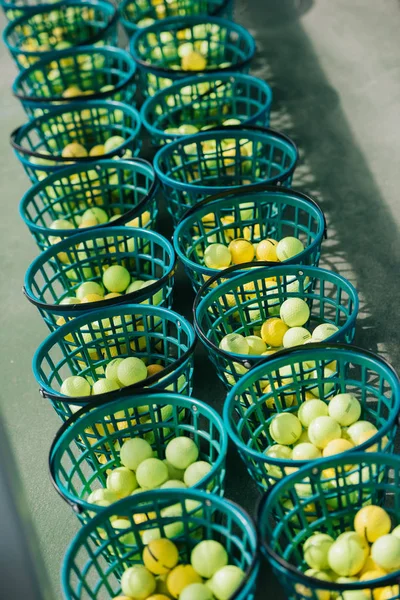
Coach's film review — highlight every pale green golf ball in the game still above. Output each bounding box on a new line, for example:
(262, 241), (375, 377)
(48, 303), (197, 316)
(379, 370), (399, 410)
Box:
(102, 265), (131, 293)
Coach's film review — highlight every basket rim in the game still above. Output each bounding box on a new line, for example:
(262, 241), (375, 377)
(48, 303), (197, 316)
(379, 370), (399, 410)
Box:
(140, 72), (273, 141)
(12, 45), (137, 105)
(3, 0), (118, 55)
(23, 225), (176, 312)
(193, 262), (360, 360)
(49, 391), (228, 511)
(153, 125), (299, 191)
(130, 14), (256, 76)
(60, 485), (259, 600)
(257, 451), (400, 592)
(19, 157), (157, 233)
(223, 342), (400, 465)
(32, 303), (197, 402)
(173, 184), (327, 278)
(10, 100), (141, 164)
(119, 0), (233, 32)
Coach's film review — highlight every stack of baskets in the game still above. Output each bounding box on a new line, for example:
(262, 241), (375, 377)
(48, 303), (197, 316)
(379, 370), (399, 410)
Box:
(2, 1), (399, 600)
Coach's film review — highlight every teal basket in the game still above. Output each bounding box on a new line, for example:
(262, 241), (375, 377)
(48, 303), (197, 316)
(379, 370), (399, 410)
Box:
(258, 452), (400, 600)
(50, 391), (228, 524)
(154, 126), (299, 224)
(62, 488), (259, 600)
(141, 73), (273, 147)
(174, 185), (327, 292)
(24, 226), (176, 331)
(0, 0), (62, 22)
(3, 0), (118, 70)
(224, 344), (400, 493)
(130, 15), (256, 97)
(194, 264), (359, 388)
(13, 46), (137, 120)
(32, 304), (196, 421)
(120, 0), (234, 36)
(19, 159), (157, 251)
(11, 101), (142, 184)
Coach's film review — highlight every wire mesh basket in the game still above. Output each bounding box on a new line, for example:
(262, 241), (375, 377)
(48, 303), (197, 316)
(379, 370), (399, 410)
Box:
(120, 0), (234, 36)
(32, 304), (196, 421)
(50, 391), (228, 523)
(224, 344), (400, 493)
(13, 46), (137, 119)
(19, 158), (158, 251)
(193, 264), (359, 388)
(259, 452), (400, 600)
(62, 487), (259, 600)
(154, 126), (299, 224)
(130, 15), (256, 97)
(24, 226), (176, 331)
(11, 101), (142, 183)
(3, 0), (118, 70)
(141, 72), (273, 146)
(174, 185), (327, 292)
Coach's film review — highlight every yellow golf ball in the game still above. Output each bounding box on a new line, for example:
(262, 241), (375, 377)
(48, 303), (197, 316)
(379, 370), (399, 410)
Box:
(143, 539), (179, 575)
(256, 238), (279, 262)
(228, 238), (255, 264)
(354, 505), (392, 543)
(261, 317), (289, 347)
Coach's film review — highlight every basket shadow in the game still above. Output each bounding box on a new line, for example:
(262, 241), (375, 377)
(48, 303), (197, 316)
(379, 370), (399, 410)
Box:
(236, 1), (400, 596)
(239, 0), (400, 367)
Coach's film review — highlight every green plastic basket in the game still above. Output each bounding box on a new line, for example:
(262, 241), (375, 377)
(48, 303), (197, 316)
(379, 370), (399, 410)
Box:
(130, 15), (256, 97)
(32, 304), (196, 421)
(50, 391), (228, 524)
(13, 46), (137, 119)
(24, 226), (176, 331)
(1, 0), (62, 23)
(19, 159), (158, 252)
(120, 0), (234, 36)
(174, 185), (327, 292)
(193, 264), (359, 388)
(259, 452), (400, 600)
(224, 343), (400, 493)
(154, 126), (299, 224)
(62, 488), (259, 600)
(3, 0), (118, 70)
(11, 101), (142, 184)
(141, 72), (273, 147)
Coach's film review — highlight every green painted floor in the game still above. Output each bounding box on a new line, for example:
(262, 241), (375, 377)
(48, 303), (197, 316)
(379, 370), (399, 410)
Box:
(1, 1), (400, 598)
